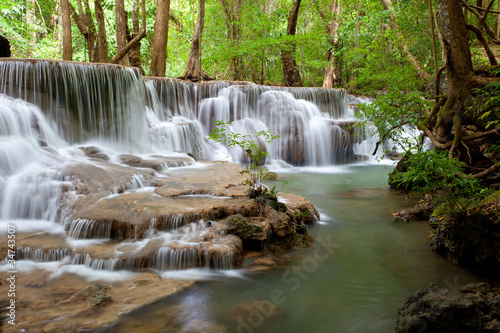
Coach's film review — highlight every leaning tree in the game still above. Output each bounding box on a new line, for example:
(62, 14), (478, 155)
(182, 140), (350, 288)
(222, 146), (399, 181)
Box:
(417, 0), (500, 178)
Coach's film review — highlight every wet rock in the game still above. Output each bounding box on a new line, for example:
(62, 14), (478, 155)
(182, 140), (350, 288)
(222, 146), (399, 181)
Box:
(388, 155), (411, 190)
(396, 283), (500, 333)
(62, 283), (112, 307)
(226, 300), (287, 329)
(61, 159), (155, 195)
(393, 195), (438, 222)
(225, 214), (270, 251)
(429, 195), (500, 275)
(253, 257), (276, 267)
(180, 319), (227, 333)
(118, 154), (166, 171)
(80, 146), (110, 161)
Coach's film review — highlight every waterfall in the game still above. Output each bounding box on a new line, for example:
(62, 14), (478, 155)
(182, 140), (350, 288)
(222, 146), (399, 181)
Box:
(0, 59), (150, 152)
(0, 59), (374, 278)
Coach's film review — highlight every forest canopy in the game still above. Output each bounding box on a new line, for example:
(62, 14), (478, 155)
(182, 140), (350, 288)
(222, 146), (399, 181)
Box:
(1, 0), (499, 185)
(5, 0), (497, 91)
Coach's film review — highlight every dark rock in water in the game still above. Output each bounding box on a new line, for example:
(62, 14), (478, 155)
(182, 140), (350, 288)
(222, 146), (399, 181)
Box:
(388, 154), (411, 190)
(429, 195), (500, 275)
(393, 195), (438, 222)
(181, 319), (227, 333)
(396, 283), (500, 333)
(118, 154), (165, 171)
(226, 300), (287, 329)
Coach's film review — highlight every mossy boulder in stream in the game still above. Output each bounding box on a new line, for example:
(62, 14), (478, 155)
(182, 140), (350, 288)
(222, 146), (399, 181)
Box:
(225, 214), (271, 251)
(396, 283), (500, 333)
(429, 191), (500, 275)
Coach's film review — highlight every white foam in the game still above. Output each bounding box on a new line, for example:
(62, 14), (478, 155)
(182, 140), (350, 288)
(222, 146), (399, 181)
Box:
(0, 220), (65, 235)
(160, 268), (248, 281)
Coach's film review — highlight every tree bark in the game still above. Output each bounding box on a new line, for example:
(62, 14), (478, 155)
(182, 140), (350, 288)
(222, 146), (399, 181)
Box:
(115, 0), (128, 65)
(218, 0), (244, 80)
(281, 0), (303, 87)
(318, 0), (341, 88)
(127, 0), (143, 68)
(61, 0), (73, 60)
(182, 0), (205, 81)
(496, 0), (500, 38)
(95, 0), (108, 62)
(69, 0), (98, 62)
(150, 0), (171, 77)
(380, 0), (432, 83)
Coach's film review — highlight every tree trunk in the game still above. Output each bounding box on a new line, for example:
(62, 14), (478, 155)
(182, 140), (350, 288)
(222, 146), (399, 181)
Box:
(61, 0), (73, 60)
(128, 0), (142, 68)
(281, 0), (303, 87)
(218, 0), (244, 80)
(69, 0), (98, 62)
(182, 0), (205, 81)
(417, 0), (500, 162)
(380, 0), (432, 83)
(95, 0), (108, 62)
(496, 0), (500, 38)
(150, 0), (171, 77)
(115, 0), (128, 65)
(321, 0), (341, 88)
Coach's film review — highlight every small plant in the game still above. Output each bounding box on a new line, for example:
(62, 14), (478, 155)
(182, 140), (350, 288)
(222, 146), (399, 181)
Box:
(296, 211), (309, 217)
(391, 150), (486, 214)
(208, 120), (280, 195)
(207, 120), (289, 214)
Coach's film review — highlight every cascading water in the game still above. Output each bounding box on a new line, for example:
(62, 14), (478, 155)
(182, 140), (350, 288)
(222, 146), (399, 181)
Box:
(0, 58), (374, 280)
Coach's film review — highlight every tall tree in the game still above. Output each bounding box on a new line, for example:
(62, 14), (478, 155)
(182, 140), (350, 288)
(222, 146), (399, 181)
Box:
(281, 0), (303, 87)
(418, 0), (500, 173)
(61, 0), (73, 60)
(380, 0), (432, 83)
(182, 0), (206, 81)
(150, 0), (171, 76)
(110, 0), (146, 66)
(95, 0), (108, 62)
(218, 0), (244, 80)
(317, 0), (341, 88)
(69, 0), (109, 62)
(115, 0), (128, 65)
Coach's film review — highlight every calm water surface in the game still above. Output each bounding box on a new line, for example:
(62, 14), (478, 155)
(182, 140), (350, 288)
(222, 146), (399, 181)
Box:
(106, 164), (480, 333)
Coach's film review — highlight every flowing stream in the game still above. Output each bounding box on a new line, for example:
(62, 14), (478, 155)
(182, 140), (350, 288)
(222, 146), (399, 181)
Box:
(102, 165), (480, 333)
(0, 59), (481, 332)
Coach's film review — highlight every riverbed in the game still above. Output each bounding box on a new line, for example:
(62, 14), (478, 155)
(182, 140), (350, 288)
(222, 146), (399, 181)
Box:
(104, 163), (480, 333)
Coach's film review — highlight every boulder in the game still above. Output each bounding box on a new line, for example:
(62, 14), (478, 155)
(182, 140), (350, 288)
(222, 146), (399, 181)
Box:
(429, 194), (500, 275)
(225, 214), (271, 251)
(396, 283), (500, 333)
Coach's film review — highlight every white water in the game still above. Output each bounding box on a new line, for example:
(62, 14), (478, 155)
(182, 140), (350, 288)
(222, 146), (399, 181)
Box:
(0, 59), (377, 280)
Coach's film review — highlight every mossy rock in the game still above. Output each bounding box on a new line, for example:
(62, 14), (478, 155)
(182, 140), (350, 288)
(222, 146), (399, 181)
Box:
(224, 214), (269, 251)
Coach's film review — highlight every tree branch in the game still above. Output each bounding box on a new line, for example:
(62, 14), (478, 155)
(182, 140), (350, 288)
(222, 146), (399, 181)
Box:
(467, 24), (498, 66)
(372, 121), (412, 155)
(110, 30), (146, 64)
(472, 161), (500, 178)
(465, 2), (500, 14)
(68, 3), (89, 37)
(460, 0), (500, 43)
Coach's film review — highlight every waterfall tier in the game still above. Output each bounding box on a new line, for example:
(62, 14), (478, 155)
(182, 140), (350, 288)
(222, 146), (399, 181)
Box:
(1, 59), (368, 166)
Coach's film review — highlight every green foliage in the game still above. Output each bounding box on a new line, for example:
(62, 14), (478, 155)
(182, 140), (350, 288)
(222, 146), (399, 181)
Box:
(358, 91), (432, 155)
(339, 0), (433, 94)
(472, 80), (500, 130)
(207, 120), (279, 194)
(391, 150), (486, 213)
